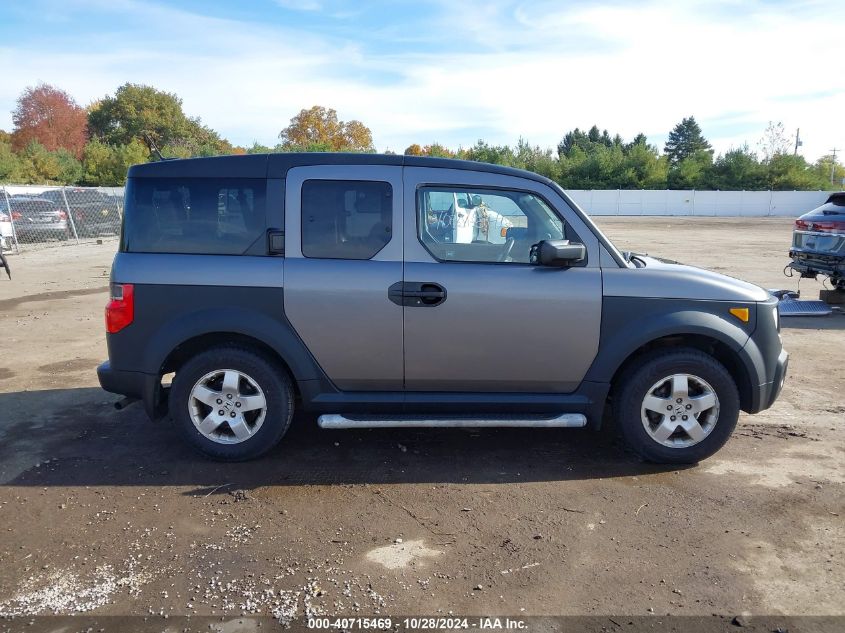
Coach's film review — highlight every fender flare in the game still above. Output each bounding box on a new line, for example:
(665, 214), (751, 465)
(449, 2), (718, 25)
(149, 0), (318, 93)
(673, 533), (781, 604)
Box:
(141, 306), (326, 384)
(583, 307), (765, 392)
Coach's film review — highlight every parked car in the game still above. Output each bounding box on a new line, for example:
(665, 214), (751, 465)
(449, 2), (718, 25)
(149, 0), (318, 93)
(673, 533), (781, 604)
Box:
(8, 196), (71, 242)
(788, 192), (845, 290)
(98, 153), (788, 464)
(0, 197), (13, 250)
(39, 188), (121, 237)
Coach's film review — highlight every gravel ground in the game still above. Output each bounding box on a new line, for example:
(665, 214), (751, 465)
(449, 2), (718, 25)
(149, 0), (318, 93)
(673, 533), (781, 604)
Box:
(0, 218), (842, 626)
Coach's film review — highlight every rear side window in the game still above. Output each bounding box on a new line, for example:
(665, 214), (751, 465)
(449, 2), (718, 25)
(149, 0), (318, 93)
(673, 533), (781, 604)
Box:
(301, 180), (392, 259)
(122, 178), (266, 255)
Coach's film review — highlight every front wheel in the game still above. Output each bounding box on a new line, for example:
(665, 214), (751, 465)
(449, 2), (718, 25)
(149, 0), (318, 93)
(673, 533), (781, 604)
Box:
(169, 346), (294, 461)
(613, 348), (740, 464)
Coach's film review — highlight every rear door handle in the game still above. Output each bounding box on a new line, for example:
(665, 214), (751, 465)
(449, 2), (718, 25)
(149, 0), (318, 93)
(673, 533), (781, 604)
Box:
(388, 282), (447, 307)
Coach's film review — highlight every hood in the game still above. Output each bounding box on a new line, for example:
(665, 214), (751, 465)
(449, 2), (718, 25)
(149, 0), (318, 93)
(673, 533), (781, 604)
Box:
(604, 256), (770, 302)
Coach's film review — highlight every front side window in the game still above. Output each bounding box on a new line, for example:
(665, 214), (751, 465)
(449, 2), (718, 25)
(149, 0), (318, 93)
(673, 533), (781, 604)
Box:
(301, 180), (392, 259)
(417, 187), (564, 263)
(122, 177), (266, 255)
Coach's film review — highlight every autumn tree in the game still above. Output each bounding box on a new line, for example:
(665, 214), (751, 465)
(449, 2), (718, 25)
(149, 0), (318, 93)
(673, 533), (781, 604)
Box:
(664, 116), (712, 166)
(11, 84), (88, 158)
(279, 106), (374, 152)
(88, 83), (226, 156)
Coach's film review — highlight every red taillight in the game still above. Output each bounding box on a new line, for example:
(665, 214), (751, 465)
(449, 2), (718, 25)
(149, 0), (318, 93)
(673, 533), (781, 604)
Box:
(57, 210), (68, 220)
(105, 283), (134, 333)
(795, 218), (845, 233)
(11, 211), (21, 220)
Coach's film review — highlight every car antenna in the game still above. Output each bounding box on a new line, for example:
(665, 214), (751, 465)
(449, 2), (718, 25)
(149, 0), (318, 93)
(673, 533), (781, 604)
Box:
(142, 132), (166, 161)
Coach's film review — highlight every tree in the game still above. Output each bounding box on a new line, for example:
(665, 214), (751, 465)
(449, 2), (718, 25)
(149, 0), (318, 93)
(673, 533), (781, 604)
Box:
(812, 155), (845, 189)
(758, 121), (792, 163)
(279, 106), (374, 152)
(88, 83), (226, 156)
(0, 139), (22, 181)
(667, 150), (713, 189)
(766, 154), (828, 190)
(708, 146), (767, 190)
(81, 139), (148, 186)
(11, 84), (88, 158)
(664, 116), (712, 166)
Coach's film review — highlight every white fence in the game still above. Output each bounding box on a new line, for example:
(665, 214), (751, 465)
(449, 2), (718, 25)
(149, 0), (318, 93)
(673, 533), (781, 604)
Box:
(565, 189), (830, 217)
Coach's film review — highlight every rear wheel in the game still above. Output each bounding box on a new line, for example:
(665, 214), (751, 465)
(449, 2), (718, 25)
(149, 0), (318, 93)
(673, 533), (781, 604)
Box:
(613, 348), (739, 464)
(169, 346), (294, 461)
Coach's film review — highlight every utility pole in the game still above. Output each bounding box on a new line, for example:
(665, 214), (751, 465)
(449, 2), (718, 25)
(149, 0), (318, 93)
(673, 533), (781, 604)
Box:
(794, 128), (801, 155)
(830, 148), (840, 186)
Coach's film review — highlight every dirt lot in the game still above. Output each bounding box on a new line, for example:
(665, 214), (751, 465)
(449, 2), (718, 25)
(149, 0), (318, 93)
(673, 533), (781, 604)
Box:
(0, 218), (842, 626)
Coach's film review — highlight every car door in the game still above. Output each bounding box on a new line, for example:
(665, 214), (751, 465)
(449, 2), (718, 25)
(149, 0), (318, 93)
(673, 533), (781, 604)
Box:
(284, 165), (404, 390)
(402, 166), (602, 393)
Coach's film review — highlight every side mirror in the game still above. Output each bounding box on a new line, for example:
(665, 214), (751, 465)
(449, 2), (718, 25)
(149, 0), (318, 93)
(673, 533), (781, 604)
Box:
(530, 239), (586, 267)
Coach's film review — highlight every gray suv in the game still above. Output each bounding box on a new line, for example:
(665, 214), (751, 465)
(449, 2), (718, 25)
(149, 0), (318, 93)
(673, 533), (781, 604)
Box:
(97, 154), (788, 464)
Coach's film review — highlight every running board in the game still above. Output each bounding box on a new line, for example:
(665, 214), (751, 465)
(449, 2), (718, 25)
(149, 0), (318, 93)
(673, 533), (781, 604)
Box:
(317, 413), (587, 429)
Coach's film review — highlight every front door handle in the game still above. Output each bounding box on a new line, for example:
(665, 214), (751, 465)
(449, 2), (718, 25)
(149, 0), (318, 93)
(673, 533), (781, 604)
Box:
(388, 282), (447, 307)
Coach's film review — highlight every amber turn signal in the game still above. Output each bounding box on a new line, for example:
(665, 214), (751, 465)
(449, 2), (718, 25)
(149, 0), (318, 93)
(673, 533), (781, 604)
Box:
(729, 307), (749, 323)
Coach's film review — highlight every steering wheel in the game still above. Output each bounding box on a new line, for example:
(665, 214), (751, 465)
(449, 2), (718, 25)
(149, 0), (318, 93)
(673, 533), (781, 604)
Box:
(497, 237), (516, 263)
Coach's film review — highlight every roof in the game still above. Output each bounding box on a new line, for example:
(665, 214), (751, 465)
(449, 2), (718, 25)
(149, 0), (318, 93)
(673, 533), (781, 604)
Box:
(126, 152), (554, 187)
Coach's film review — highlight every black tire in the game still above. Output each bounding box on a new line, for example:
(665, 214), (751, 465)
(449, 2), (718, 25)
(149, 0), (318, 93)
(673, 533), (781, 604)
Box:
(613, 348), (740, 464)
(169, 345), (294, 461)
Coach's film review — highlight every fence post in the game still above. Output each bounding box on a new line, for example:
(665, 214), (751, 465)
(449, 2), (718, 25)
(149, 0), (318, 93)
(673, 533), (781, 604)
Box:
(60, 186), (80, 244)
(768, 189), (774, 217)
(691, 189), (696, 216)
(2, 186), (19, 254)
(616, 188), (621, 215)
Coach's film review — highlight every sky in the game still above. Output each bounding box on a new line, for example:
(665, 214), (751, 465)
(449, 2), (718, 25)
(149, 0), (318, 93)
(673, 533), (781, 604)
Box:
(0, 0), (843, 161)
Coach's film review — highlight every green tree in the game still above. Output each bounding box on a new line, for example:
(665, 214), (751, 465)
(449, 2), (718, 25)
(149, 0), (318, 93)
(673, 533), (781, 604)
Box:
(81, 138), (148, 186)
(623, 140), (669, 189)
(812, 155), (845, 190)
(279, 106), (374, 152)
(667, 150), (713, 189)
(664, 116), (712, 166)
(766, 154), (827, 190)
(17, 141), (62, 183)
(708, 146), (767, 190)
(0, 140), (22, 181)
(88, 83), (226, 156)
(54, 148), (83, 184)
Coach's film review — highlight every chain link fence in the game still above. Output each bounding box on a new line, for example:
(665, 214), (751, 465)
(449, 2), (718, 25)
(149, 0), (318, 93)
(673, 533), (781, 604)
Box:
(0, 185), (124, 253)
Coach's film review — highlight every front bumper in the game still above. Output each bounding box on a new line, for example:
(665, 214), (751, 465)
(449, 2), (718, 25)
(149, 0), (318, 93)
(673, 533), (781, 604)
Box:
(97, 360), (162, 420)
(763, 349), (789, 410)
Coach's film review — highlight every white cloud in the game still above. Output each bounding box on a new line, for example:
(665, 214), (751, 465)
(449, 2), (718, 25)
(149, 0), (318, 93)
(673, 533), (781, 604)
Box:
(0, 0), (842, 161)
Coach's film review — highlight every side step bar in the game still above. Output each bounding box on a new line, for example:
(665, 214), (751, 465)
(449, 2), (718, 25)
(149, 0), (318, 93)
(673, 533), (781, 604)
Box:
(317, 413), (587, 429)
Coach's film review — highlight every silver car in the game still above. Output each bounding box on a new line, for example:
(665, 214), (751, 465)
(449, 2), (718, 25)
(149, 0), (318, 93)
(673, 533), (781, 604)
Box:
(97, 154), (788, 465)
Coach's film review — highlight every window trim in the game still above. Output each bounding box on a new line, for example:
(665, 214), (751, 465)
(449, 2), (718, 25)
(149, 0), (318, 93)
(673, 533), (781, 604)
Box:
(300, 178), (394, 261)
(414, 183), (584, 266)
